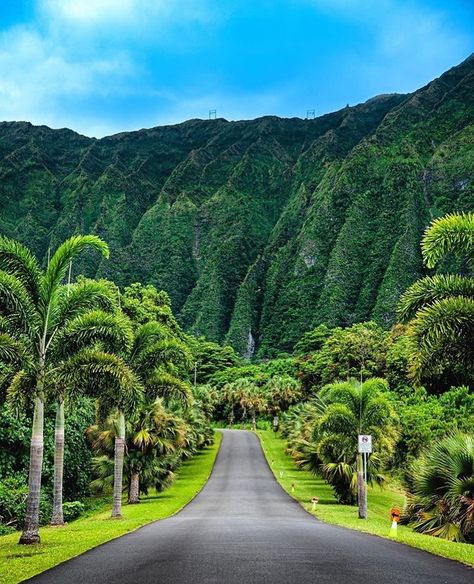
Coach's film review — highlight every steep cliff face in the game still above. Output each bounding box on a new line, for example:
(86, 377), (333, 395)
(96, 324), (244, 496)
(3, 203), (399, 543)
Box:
(0, 56), (473, 355)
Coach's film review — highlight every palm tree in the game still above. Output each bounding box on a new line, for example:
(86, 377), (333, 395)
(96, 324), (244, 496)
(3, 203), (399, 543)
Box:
(90, 320), (192, 518)
(48, 307), (136, 525)
(294, 379), (397, 506)
(224, 378), (266, 431)
(265, 375), (302, 416)
(61, 346), (143, 518)
(88, 399), (187, 504)
(0, 234), (119, 544)
(398, 212), (474, 383)
(404, 433), (474, 542)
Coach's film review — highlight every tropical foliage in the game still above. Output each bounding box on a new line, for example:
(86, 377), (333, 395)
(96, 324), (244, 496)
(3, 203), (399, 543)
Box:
(399, 212), (474, 384)
(286, 379), (397, 504)
(0, 236), (214, 542)
(0, 57), (472, 358)
(0, 208), (473, 550)
(403, 434), (474, 542)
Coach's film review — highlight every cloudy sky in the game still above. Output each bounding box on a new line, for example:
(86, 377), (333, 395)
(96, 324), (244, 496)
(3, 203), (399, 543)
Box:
(0, 0), (472, 137)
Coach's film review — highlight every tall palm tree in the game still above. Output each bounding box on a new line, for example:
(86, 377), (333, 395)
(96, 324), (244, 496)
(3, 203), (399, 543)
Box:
(87, 320), (192, 518)
(0, 234), (120, 544)
(398, 212), (474, 382)
(60, 346), (143, 518)
(294, 379), (397, 506)
(48, 307), (136, 525)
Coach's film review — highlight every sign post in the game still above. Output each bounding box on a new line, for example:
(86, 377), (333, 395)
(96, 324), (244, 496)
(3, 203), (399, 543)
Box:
(311, 496), (319, 511)
(358, 435), (372, 520)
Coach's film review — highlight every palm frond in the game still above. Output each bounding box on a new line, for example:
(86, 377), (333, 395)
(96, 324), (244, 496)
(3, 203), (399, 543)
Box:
(398, 274), (474, 322)
(134, 338), (191, 375)
(130, 322), (173, 360)
(0, 236), (42, 303)
(0, 333), (25, 366)
(0, 271), (39, 335)
(147, 370), (193, 408)
(51, 310), (133, 358)
(57, 348), (143, 415)
(421, 212), (474, 269)
(407, 297), (474, 380)
(40, 235), (109, 313)
(52, 280), (117, 330)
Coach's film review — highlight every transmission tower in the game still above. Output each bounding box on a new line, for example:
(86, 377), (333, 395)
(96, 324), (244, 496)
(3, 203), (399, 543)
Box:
(209, 109), (217, 119)
(306, 109), (315, 119)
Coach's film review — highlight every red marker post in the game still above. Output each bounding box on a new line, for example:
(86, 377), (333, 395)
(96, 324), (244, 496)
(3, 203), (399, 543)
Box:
(390, 506), (401, 535)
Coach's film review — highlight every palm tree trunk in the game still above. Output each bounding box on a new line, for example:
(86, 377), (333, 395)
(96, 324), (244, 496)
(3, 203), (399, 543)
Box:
(111, 411), (126, 518)
(251, 410), (256, 432)
(51, 399), (65, 525)
(357, 453), (367, 519)
(19, 396), (44, 544)
(128, 472), (140, 504)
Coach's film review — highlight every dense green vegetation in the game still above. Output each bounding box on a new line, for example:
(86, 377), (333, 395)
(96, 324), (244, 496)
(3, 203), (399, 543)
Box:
(199, 212), (474, 550)
(0, 434), (221, 584)
(0, 235), (218, 546)
(258, 431), (474, 566)
(1, 209), (471, 571)
(0, 56), (472, 355)
(0, 52), (472, 577)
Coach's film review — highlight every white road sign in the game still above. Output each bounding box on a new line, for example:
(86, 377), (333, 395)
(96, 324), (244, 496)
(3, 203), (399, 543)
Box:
(358, 434), (372, 453)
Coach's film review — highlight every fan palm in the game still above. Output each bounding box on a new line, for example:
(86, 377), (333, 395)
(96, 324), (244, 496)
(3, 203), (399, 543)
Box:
(264, 375), (302, 415)
(404, 433), (474, 542)
(223, 378), (267, 431)
(88, 398), (186, 504)
(398, 212), (474, 382)
(0, 234), (136, 543)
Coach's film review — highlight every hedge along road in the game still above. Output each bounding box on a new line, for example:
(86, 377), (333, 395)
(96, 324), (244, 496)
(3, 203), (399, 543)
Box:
(28, 430), (472, 584)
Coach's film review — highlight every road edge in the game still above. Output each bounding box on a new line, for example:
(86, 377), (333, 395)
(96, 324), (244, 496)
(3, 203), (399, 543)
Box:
(256, 429), (474, 569)
(12, 431), (223, 584)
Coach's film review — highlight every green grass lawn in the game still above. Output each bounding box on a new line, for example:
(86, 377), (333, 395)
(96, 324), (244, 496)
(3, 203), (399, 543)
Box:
(258, 430), (474, 567)
(0, 432), (221, 584)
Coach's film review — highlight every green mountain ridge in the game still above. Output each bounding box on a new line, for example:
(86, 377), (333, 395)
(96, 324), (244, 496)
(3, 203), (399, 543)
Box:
(0, 56), (473, 356)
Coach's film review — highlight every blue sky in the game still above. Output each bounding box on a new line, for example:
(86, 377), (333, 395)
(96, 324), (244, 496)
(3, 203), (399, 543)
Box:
(0, 0), (472, 137)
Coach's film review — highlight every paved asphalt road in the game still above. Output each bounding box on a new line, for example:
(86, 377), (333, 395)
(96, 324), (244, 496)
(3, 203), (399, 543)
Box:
(29, 430), (472, 584)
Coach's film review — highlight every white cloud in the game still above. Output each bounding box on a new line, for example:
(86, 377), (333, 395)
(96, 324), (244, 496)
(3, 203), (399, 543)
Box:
(0, 0), (230, 136)
(42, 0), (139, 24)
(0, 25), (135, 134)
(40, 0), (215, 30)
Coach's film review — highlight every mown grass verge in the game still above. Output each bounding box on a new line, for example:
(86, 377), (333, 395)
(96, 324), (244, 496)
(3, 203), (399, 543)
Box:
(1, 431), (221, 584)
(258, 430), (474, 567)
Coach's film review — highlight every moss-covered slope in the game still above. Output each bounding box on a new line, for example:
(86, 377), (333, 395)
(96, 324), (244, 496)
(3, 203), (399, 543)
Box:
(0, 56), (472, 355)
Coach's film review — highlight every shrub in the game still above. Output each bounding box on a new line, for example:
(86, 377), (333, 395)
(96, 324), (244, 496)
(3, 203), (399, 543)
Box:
(403, 433), (474, 542)
(0, 476), (52, 530)
(62, 501), (85, 523)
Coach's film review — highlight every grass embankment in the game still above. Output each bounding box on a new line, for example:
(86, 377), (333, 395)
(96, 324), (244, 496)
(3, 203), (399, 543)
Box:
(258, 430), (474, 567)
(1, 432), (221, 584)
